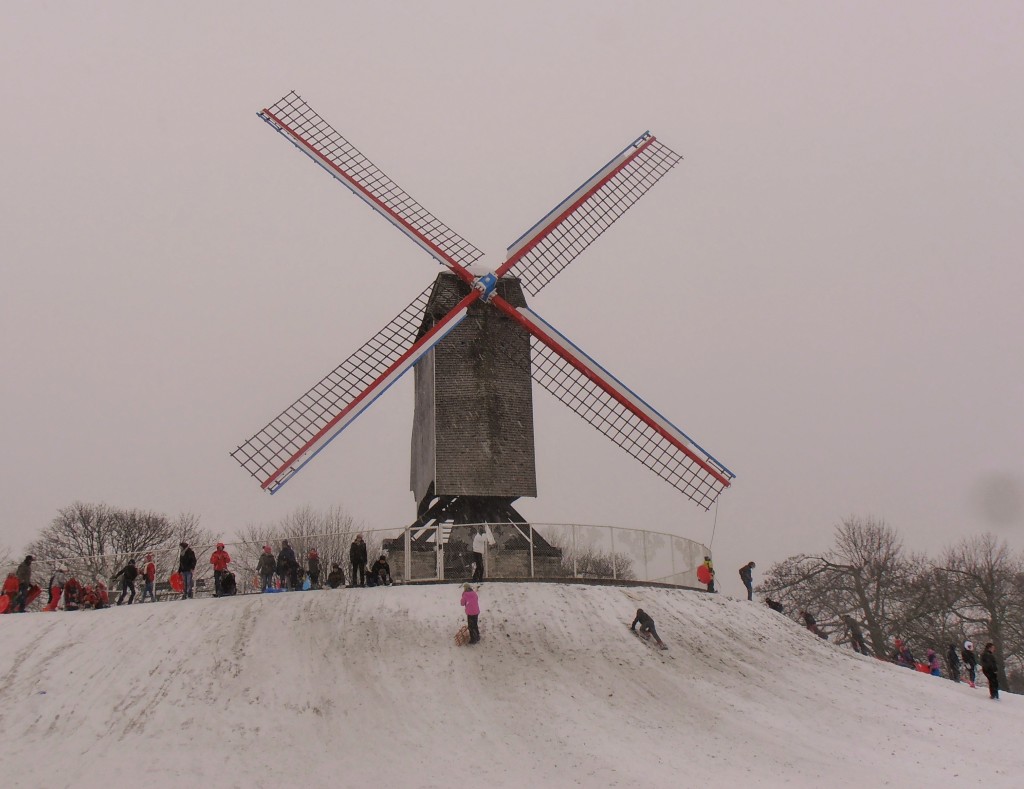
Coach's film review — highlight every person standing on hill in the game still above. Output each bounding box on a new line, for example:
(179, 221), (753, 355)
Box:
(801, 610), (826, 639)
(961, 641), (978, 688)
(842, 615), (868, 654)
(13, 555), (34, 612)
(461, 583), (481, 644)
(739, 561), (756, 601)
(178, 542), (197, 600)
(140, 554), (157, 602)
(980, 643), (1000, 700)
(112, 559), (139, 605)
(257, 546), (276, 592)
(946, 643), (961, 683)
(350, 535), (368, 588)
(700, 556), (716, 593)
(926, 649), (942, 677)
(307, 548), (321, 589)
(277, 540), (297, 590)
(46, 564), (68, 610)
(210, 543), (231, 597)
(471, 526), (489, 582)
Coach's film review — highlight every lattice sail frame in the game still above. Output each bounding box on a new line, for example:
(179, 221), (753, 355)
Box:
(499, 133), (682, 296)
(231, 285), (476, 493)
(234, 90), (735, 508)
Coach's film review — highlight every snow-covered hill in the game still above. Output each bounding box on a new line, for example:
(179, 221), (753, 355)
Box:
(0, 583), (1020, 788)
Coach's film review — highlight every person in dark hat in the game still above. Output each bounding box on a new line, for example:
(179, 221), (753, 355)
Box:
(12, 555), (34, 612)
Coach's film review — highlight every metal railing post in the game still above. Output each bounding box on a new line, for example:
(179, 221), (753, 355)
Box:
(610, 525), (617, 581)
(572, 525), (578, 578)
(404, 527), (412, 582)
(529, 524), (535, 578)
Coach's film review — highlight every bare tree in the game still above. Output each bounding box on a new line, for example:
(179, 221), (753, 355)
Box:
(759, 516), (920, 657)
(26, 502), (209, 587)
(235, 505), (364, 590)
(938, 534), (1024, 691)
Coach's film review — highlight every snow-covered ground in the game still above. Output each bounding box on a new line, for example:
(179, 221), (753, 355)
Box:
(1, 583), (1020, 788)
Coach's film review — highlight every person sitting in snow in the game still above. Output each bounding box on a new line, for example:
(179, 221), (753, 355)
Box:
(371, 555), (392, 586)
(765, 597), (784, 614)
(220, 570), (237, 597)
(326, 563), (346, 589)
(892, 639), (916, 669)
(629, 608), (667, 649)
(63, 576), (83, 611)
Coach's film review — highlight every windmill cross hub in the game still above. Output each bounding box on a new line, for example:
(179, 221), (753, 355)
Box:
(231, 90), (736, 516)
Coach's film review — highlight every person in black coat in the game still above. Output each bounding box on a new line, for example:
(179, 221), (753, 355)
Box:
(371, 555), (392, 586)
(349, 535), (368, 588)
(326, 563), (346, 589)
(112, 559), (139, 605)
(980, 642), (1000, 700)
(739, 561), (756, 601)
(946, 643), (961, 683)
(629, 608), (666, 648)
(178, 542), (197, 599)
(277, 540), (297, 590)
(842, 615), (868, 654)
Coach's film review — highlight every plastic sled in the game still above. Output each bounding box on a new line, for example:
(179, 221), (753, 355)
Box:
(696, 565), (712, 585)
(0, 596), (9, 614)
(169, 573), (185, 593)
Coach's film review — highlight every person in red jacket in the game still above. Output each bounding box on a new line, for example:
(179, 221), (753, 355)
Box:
(210, 543), (231, 597)
(141, 553), (157, 602)
(63, 576), (83, 610)
(2, 573), (20, 611)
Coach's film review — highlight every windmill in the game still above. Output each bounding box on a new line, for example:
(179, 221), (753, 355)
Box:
(231, 92), (735, 558)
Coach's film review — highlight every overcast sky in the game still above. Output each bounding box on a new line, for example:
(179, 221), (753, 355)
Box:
(2, 1), (1022, 577)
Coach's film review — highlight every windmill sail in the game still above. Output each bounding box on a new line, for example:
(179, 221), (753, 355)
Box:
(488, 299), (734, 510)
(260, 91), (483, 279)
(231, 286), (479, 493)
(498, 133), (681, 296)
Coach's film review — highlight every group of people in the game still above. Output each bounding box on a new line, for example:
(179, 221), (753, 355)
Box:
(694, 557), (757, 602)
(892, 638), (1002, 699)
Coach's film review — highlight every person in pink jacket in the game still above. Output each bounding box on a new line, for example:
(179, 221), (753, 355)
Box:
(460, 583), (480, 644)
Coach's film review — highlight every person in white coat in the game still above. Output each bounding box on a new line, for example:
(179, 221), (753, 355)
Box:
(471, 527), (490, 582)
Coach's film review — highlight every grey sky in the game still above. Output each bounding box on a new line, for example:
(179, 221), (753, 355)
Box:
(2, 2), (1022, 580)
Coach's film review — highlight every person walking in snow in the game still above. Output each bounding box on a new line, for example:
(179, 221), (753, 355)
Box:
(461, 583), (481, 644)
(349, 535), (368, 588)
(112, 558), (139, 605)
(210, 542), (231, 597)
(926, 649), (942, 677)
(980, 643), (1000, 700)
(257, 546), (276, 592)
(946, 643), (961, 683)
(178, 541), (197, 600)
(739, 561), (756, 601)
(140, 554), (157, 602)
(277, 540), (297, 590)
(961, 641), (978, 688)
(842, 615), (868, 654)
(801, 610), (825, 638)
(629, 608), (667, 649)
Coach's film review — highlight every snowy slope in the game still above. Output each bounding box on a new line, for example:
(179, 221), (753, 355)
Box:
(1, 583), (1021, 788)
